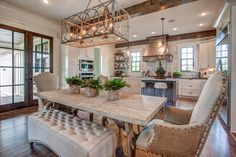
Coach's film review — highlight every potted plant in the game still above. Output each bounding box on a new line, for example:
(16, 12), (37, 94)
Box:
(82, 78), (103, 97)
(65, 76), (82, 94)
(104, 79), (130, 101)
(173, 71), (182, 78)
(156, 61), (166, 79)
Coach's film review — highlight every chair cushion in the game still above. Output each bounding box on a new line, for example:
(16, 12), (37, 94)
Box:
(189, 72), (225, 124)
(28, 109), (117, 157)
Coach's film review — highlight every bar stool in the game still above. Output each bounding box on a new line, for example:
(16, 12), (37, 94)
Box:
(154, 82), (168, 97)
(154, 82), (168, 113)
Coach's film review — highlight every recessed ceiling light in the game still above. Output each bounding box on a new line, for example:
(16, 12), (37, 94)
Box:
(199, 23), (204, 26)
(151, 32), (156, 35)
(173, 28), (178, 31)
(201, 12), (207, 17)
(133, 35), (137, 38)
(43, 0), (49, 4)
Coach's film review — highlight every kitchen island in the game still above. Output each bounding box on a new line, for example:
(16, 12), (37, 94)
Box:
(141, 78), (178, 106)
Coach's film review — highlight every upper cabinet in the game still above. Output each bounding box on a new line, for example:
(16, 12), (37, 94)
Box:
(198, 40), (216, 69)
(78, 48), (94, 60)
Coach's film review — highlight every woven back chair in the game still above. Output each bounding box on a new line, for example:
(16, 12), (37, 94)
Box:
(135, 71), (227, 157)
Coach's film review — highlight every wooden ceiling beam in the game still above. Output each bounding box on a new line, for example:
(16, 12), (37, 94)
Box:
(125, 0), (198, 17)
(115, 29), (216, 48)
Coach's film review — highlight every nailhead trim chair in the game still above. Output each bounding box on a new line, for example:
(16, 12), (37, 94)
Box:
(135, 71), (227, 157)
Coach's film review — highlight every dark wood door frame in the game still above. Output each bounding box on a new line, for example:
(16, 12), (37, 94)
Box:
(0, 24), (53, 113)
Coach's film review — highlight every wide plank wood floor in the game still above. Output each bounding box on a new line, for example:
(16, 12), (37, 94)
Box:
(0, 103), (236, 157)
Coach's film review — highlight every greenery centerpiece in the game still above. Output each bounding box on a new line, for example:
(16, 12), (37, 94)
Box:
(172, 71), (182, 78)
(104, 79), (130, 101)
(156, 61), (166, 79)
(82, 78), (103, 97)
(65, 76), (82, 94)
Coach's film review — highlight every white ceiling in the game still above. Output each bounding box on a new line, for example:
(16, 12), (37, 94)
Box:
(2, 0), (224, 41)
(2, 0), (146, 21)
(128, 0), (224, 41)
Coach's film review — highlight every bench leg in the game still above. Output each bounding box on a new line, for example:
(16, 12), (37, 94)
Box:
(29, 142), (34, 149)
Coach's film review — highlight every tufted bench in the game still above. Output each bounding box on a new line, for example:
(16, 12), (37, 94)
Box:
(28, 109), (117, 157)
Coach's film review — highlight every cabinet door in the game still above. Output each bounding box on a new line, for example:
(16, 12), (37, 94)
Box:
(208, 41), (216, 68)
(87, 48), (94, 59)
(199, 43), (208, 69)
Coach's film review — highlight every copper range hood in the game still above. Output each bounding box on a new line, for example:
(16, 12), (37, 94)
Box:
(143, 35), (173, 62)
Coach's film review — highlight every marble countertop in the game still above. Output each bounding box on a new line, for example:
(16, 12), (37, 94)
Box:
(141, 78), (178, 82)
(141, 77), (207, 82)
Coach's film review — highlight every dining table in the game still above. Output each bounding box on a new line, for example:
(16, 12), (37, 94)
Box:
(35, 89), (167, 157)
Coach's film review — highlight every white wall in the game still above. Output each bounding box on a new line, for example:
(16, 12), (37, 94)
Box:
(0, 1), (61, 78)
(117, 37), (215, 77)
(230, 4), (236, 132)
(96, 44), (115, 77)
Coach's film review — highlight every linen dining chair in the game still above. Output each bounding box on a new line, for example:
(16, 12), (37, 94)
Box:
(34, 72), (59, 111)
(122, 77), (142, 94)
(135, 71), (227, 157)
(98, 74), (108, 84)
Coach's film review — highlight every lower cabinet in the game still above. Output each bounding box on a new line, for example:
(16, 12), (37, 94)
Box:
(178, 79), (206, 98)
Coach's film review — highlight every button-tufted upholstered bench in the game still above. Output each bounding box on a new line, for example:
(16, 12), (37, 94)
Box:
(28, 109), (117, 157)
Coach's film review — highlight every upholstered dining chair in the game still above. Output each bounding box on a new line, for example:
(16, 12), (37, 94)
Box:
(98, 74), (108, 84)
(135, 71), (227, 157)
(122, 77), (142, 94)
(34, 72), (59, 111)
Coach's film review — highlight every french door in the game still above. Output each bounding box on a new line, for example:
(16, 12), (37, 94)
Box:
(0, 24), (53, 113)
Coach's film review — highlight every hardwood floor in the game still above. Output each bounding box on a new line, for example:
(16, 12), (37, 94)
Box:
(0, 106), (236, 157)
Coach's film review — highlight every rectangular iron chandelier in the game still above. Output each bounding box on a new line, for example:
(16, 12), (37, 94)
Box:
(61, 0), (129, 48)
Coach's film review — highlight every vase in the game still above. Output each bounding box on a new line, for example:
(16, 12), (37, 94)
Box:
(85, 87), (99, 97)
(69, 85), (80, 94)
(107, 90), (120, 101)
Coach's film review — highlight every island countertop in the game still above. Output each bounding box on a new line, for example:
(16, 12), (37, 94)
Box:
(141, 78), (178, 82)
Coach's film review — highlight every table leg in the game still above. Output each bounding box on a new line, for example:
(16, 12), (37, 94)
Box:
(38, 98), (44, 111)
(124, 122), (135, 157)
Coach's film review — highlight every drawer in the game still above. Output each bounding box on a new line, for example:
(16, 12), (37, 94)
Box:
(180, 89), (201, 97)
(182, 82), (202, 90)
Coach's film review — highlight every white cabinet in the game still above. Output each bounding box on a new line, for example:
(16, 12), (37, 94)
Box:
(178, 79), (206, 98)
(78, 48), (94, 60)
(198, 40), (216, 69)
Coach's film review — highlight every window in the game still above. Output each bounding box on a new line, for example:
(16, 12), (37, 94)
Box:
(180, 47), (194, 71)
(216, 44), (228, 71)
(131, 52), (141, 72)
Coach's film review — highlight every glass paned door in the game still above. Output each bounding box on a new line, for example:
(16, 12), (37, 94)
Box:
(0, 28), (25, 108)
(32, 35), (52, 100)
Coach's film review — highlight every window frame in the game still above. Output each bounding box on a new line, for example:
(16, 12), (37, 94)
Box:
(131, 52), (141, 72)
(216, 44), (228, 71)
(180, 46), (194, 72)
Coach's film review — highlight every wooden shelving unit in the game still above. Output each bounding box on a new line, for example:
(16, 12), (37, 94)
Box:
(114, 50), (129, 77)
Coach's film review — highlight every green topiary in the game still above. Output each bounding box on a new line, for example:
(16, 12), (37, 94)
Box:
(104, 79), (130, 91)
(156, 61), (166, 79)
(65, 76), (82, 86)
(82, 78), (103, 90)
(173, 71), (182, 78)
